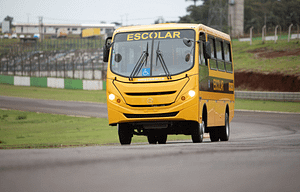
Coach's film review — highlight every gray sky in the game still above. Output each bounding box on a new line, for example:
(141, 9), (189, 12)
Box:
(0, 0), (202, 26)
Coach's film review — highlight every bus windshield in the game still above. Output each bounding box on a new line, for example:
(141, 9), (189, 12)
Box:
(111, 29), (195, 78)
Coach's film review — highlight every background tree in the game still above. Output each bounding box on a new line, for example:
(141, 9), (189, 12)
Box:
(179, 0), (300, 35)
(244, 0), (300, 33)
(179, 0), (228, 32)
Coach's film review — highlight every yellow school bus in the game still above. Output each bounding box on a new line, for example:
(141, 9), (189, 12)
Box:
(103, 23), (234, 145)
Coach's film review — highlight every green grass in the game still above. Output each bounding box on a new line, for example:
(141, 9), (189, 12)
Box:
(0, 39), (19, 47)
(232, 39), (300, 75)
(0, 39), (20, 56)
(235, 99), (300, 113)
(0, 109), (190, 149)
(0, 109), (114, 148)
(0, 84), (106, 103)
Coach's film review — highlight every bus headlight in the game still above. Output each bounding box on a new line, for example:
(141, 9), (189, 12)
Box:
(109, 94), (115, 101)
(188, 90), (196, 97)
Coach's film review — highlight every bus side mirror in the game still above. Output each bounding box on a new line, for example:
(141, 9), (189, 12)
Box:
(103, 37), (112, 62)
(204, 41), (211, 59)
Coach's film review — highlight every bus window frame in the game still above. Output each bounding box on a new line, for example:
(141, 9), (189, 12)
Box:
(224, 41), (233, 73)
(216, 38), (226, 72)
(199, 32), (207, 66)
(208, 35), (218, 71)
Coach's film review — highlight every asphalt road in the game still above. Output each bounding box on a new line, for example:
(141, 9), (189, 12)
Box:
(0, 96), (300, 192)
(0, 96), (108, 118)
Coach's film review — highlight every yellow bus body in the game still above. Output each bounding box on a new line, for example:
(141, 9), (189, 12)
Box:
(105, 23), (234, 143)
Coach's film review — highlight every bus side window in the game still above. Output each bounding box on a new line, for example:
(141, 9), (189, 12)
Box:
(224, 42), (233, 73)
(208, 37), (217, 70)
(216, 40), (225, 71)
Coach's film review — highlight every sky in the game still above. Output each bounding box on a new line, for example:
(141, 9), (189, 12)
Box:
(0, 0), (203, 26)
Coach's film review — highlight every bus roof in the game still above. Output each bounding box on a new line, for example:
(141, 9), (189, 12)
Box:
(114, 23), (231, 41)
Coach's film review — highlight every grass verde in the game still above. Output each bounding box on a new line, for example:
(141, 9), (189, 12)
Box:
(1, 39), (299, 149)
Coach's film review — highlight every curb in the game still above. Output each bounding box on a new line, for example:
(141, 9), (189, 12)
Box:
(235, 109), (300, 114)
(0, 75), (106, 90)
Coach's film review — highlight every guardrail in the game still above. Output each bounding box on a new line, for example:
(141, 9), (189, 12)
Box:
(235, 91), (300, 102)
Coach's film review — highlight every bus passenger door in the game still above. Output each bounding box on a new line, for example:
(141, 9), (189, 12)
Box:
(198, 33), (209, 93)
(198, 33), (211, 124)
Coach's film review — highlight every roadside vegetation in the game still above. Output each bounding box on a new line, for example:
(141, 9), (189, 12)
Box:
(0, 109), (190, 149)
(0, 84), (107, 103)
(235, 99), (299, 113)
(232, 39), (300, 75)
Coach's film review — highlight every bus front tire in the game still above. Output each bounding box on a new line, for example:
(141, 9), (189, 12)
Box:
(157, 134), (167, 144)
(147, 131), (167, 144)
(118, 123), (133, 145)
(147, 135), (157, 144)
(191, 121), (204, 143)
(209, 129), (220, 142)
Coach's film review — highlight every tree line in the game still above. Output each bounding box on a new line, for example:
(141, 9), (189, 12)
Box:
(178, 0), (300, 34)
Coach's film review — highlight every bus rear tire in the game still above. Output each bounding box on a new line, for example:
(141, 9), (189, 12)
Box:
(209, 129), (220, 142)
(220, 112), (230, 141)
(118, 123), (133, 145)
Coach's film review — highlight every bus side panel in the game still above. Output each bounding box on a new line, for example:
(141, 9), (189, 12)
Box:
(207, 99), (225, 127)
(206, 99), (215, 127)
(215, 100), (226, 126)
(229, 101), (235, 123)
(200, 91), (234, 127)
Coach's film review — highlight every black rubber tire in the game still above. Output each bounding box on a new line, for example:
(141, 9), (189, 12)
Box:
(118, 123), (133, 145)
(209, 129), (220, 142)
(157, 134), (167, 144)
(147, 135), (157, 144)
(191, 122), (204, 143)
(209, 126), (220, 142)
(220, 113), (230, 141)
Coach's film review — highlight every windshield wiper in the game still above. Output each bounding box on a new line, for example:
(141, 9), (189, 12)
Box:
(129, 43), (149, 81)
(156, 41), (171, 80)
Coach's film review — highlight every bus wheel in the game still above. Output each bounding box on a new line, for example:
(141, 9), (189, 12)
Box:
(191, 121), (204, 143)
(147, 134), (157, 144)
(157, 134), (167, 144)
(147, 130), (167, 144)
(220, 112), (230, 141)
(209, 129), (220, 142)
(118, 123), (133, 145)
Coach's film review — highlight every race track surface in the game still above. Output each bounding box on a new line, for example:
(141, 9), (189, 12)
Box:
(0, 95), (108, 118)
(0, 96), (300, 192)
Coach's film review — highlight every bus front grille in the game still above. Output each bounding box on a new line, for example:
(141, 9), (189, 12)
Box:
(125, 91), (176, 96)
(124, 111), (179, 119)
(127, 103), (173, 107)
